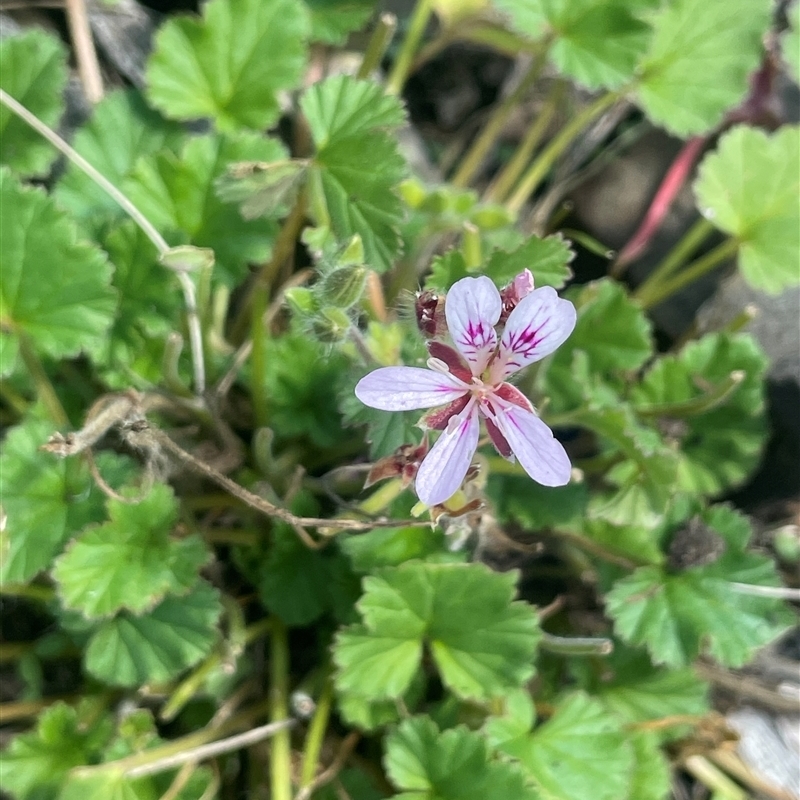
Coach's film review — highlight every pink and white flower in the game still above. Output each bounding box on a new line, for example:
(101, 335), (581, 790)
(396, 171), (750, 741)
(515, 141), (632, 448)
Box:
(355, 274), (577, 507)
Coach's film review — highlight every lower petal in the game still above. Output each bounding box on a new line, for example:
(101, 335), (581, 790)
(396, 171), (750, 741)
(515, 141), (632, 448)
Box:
(355, 367), (468, 411)
(415, 403), (479, 506)
(492, 404), (572, 486)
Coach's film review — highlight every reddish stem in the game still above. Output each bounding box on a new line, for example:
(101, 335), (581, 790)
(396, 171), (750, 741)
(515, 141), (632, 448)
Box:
(615, 135), (707, 270)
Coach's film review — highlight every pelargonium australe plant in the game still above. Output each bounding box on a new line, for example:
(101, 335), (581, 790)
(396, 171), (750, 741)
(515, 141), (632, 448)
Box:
(0, 0), (798, 798)
(356, 273), (576, 505)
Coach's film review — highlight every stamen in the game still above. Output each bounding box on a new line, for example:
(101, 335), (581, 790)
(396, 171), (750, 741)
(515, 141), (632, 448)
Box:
(427, 357), (451, 373)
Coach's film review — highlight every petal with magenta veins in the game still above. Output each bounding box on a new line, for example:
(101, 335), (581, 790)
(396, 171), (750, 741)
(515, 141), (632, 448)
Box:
(445, 276), (501, 375)
(415, 402), (480, 506)
(493, 287), (576, 380)
(355, 367), (468, 411)
(492, 403), (572, 487)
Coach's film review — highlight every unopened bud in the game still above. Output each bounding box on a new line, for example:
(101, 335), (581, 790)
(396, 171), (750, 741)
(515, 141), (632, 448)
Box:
(319, 266), (367, 309)
(470, 205), (514, 230)
(499, 269), (535, 322)
(285, 287), (318, 317)
(339, 235), (364, 265)
(414, 290), (446, 338)
(312, 307), (351, 342)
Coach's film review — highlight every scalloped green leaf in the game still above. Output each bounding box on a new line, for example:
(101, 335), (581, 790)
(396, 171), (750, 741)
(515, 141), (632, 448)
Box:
(0, 170), (116, 376)
(54, 90), (184, 230)
(124, 132), (285, 286)
(53, 484), (209, 619)
(301, 76), (407, 270)
(146, 0), (309, 131)
(257, 508), (360, 626)
(626, 732), (671, 800)
(636, 0), (771, 135)
(694, 125), (800, 294)
(334, 562), (540, 702)
(594, 650), (709, 725)
(498, 692), (634, 800)
(0, 29), (67, 177)
(495, 0), (653, 89)
(58, 771), (157, 800)
(485, 235), (573, 289)
(606, 506), (793, 667)
(306, 0), (376, 44)
(84, 581), (222, 687)
(0, 418), (135, 585)
(631, 332), (768, 495)
(0, 703), (113, 800)
(542, 280), (653, 412)
(385, 716), (540, 800)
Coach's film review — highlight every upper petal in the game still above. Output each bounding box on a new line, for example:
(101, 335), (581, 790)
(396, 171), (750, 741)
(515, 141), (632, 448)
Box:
(415, 402), (480, 506)
(490, 403), (572, 487)
(445, 276), (502, 375)
(493, 286), (576, 379)
(355, 367), (468, 411)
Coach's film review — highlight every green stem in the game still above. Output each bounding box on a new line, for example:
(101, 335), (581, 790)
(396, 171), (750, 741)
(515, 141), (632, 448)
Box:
(559, 228), (614, 259)
(250, 284), (270, 429)
(0, 379), (30, 417)
(506, 91), (618, 214)
(539, 632), (613, 656)
(629, 217), (715, 296)
(0, 583), (56, 602)
(299, 679), (334, 790)
(461, 222), (482, 268)
(270, 620), (292, 800)
(683, 755), (748, 800)
(17, 334), (69, 426)
(356, 478), (405, 515)
(230, 189), (307, 343)
(386, 0), (434, 95)
(636, 371), (745, 418)
(451, 47), (549, 188)
(636, 237), (740, 310)
(358, 13), (397, 79)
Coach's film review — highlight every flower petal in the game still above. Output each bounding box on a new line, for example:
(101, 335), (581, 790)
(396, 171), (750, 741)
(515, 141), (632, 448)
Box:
(491, 403), (572, 486)
(492, 286), (576, 380)
(445, 276), (501, 375)
(415, 402), (480, 506)
(355, 367), (467, 411)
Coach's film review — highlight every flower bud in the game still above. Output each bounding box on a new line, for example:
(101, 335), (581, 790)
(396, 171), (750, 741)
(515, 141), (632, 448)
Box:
(414, 290), (446, 338)
(318, 265), (367, 309)
(499, 269), (535, 323)
(469, 204), (514, 230)
(284, 287), (318, 317)
(312, 307), (351, 342)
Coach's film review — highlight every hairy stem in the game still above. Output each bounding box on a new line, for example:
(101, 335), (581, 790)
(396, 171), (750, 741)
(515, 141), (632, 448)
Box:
(451, 47), (549, 188)
(299, 679), (334, 789)
(539, 632), (613, 656)
(270, 620), (292, 800)
(358, 13), (397, 79)
(636, 237), (739, 310)
(386, 0), (434, 95)
(629, 217), (715, 299)
(505, 91), (618, 214)
(17, 334), (69, 426)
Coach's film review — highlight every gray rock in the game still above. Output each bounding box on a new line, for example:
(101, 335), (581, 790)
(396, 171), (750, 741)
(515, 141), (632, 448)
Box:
(698, 274), (800, 385)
